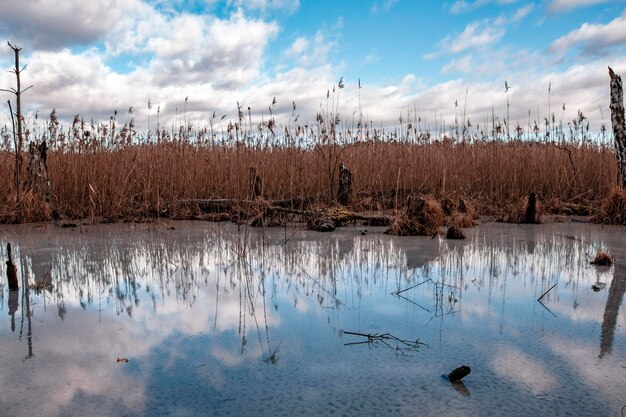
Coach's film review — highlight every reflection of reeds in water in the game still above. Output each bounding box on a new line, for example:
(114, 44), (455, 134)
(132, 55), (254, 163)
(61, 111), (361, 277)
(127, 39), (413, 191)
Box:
(49, 236), (204, 316)
(1, 223), (621, 360)
(433, 230), (611, 292)
(1, 225), (614, 314)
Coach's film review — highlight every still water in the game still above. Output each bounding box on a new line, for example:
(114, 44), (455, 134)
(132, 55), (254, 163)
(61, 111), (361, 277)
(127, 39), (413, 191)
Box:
(0, 222), (624, 417)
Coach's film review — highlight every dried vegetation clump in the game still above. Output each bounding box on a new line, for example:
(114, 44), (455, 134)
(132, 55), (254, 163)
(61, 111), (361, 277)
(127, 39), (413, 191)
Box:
(544, 197), (592, 216)
(590, 250), (613, 266)
(0, 190), (52, 223)
(497, 192), (542, 224)
(386, 195), (444, 236)
(450, 198), (478, 228)
(591, 186), (626, 225)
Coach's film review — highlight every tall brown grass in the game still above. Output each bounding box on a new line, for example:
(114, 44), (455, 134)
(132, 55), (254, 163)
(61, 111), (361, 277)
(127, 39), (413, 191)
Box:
(0, 136), (617, 223)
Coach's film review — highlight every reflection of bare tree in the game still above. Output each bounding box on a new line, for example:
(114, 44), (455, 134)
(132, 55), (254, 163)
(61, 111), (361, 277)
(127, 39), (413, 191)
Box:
(600, 261), (626, 358)
(19, 283), (34, 360)
(8, 289), (18, 332)
(28, 250), (52, 288)
(526, 225), (537, 255)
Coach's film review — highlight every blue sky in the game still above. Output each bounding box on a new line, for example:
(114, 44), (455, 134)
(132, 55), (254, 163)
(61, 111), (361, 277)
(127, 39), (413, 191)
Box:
(1, 0), (625, 134)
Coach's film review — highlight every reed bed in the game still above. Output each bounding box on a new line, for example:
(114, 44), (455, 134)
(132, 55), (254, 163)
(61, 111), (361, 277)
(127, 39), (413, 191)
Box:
(0, 132), (617, 223)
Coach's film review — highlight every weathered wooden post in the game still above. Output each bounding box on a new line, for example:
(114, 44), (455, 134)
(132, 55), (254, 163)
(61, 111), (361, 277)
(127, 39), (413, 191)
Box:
(6, 243), (19, 290)
(337, 162), (353, 205)
(609, 67), (626, 188)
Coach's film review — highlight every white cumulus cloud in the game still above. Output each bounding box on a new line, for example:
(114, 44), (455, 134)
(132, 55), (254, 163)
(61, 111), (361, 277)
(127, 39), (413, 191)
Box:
(0, 0), (134, 49)
(549, 10), (626, 55)
(548, 0), (611, 13)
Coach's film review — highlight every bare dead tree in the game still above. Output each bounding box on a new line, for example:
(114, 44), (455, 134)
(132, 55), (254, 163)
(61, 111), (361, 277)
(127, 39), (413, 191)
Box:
(609, 67), (626, 188)
(1, 42), (33, 203)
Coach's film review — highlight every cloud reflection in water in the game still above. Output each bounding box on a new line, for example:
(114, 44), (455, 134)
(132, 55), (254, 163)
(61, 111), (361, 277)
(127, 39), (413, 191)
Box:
(0, 222), (624, 416)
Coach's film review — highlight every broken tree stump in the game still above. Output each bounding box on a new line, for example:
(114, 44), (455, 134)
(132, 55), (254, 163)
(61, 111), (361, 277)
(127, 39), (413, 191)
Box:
(609, 66), (626, 188)
(337, 162), (353, 206)
(26, 140), (51, 202)
(6, 243), (19, 290)
(521, 191), (540, 224)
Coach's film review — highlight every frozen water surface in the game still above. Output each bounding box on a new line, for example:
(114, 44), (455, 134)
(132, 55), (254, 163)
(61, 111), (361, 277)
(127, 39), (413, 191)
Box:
(0, 222), (625, 417)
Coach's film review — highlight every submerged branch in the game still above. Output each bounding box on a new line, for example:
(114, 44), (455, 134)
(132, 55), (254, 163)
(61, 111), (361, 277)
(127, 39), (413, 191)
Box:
(342, 330), (428, 356)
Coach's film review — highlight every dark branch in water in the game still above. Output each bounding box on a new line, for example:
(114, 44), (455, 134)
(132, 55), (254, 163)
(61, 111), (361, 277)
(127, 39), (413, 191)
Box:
(393, 292), (432, 313)
(391, 278), (432, 296)
(392, 279), (459, 318)
(537, 283), (557, 301)
(342, 330), (428, 356)
(537, 300), (557, 318)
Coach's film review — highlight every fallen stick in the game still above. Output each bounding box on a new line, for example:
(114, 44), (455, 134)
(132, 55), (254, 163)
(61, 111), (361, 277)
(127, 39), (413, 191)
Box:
(392, 278), (432, 295)
(342, 330), (428, 356)
(537, 283), (557, 302)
